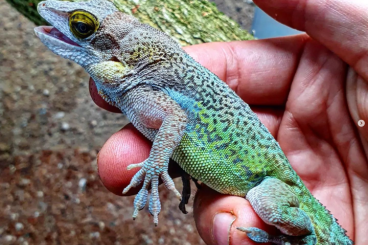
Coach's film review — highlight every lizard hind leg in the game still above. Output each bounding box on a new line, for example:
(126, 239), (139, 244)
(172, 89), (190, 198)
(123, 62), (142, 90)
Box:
(239, 177), (317, 245)
(122, 162), (181, 225)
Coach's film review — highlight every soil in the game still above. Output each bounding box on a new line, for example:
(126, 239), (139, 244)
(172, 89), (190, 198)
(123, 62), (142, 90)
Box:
(0, 1), (254, 244)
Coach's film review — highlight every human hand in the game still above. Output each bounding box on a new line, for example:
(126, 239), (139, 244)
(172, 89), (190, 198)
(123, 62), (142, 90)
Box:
(91, 0), (368, 244)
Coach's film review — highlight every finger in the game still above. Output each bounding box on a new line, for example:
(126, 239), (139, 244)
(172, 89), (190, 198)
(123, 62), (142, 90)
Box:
(347, 69), (368, 143)
(254, 0), (368, 81)
(89, 78), (121, 113)
(346, 70), (368, 245)
(252, 106), (284, 138)
(184, 35), (307, 105)
(90, 35), (308, 111)
(97, 124), (150, 195)
(193, 185), (274, 245)
(97, 124), (182, 196)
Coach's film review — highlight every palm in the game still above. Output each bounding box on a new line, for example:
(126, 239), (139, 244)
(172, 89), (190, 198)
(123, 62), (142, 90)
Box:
(94, 0), (368, 243)
(183, 36), (365, 244)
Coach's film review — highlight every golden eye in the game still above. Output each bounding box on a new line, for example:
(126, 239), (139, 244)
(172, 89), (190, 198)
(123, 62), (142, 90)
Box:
(69, 11), (99, 39)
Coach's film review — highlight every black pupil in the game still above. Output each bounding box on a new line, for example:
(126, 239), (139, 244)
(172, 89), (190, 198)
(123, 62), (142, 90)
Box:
(76, 22), (91, 33)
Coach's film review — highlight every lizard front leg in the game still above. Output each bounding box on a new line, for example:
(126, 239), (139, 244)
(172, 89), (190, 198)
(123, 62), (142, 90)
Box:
(119, 86), (188, 225)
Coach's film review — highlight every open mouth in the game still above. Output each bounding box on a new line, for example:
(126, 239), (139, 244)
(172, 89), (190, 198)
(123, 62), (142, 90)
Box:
(34, 26), (80, 47)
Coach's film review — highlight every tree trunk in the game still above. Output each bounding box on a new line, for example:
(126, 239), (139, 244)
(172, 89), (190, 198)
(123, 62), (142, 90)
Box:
(5, 0), (253, 46)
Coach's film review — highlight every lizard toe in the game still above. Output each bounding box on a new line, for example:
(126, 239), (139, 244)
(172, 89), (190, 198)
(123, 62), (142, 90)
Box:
(122, 168), (145, 194)
(148, 176), (161, 225)
(132, 188), (149, 219)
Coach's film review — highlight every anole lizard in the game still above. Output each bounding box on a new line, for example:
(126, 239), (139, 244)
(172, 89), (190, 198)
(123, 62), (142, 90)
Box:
(34, 0), (353, 244)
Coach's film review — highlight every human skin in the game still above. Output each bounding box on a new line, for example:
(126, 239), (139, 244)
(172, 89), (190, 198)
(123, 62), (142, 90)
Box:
(91, 0), (368, 244)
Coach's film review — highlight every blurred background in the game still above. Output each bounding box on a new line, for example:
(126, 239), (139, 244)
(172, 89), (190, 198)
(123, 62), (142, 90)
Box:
(0, 0), (255, 244)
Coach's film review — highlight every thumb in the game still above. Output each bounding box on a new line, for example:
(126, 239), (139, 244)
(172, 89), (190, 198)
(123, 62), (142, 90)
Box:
(193, 186), (274, 245)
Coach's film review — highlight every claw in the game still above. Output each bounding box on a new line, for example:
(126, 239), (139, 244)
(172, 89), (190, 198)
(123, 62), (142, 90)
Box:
(132, 188), (148, 220)
(162, 172), (182, 200)
(133, 208), (139, 220)
(149, 177), (161, 226)
(122, 168), (145, 194)
(174, 189), (182, 200)
(127, 161), (146, 170)
(122, 185), (132, 194)
(237, 227), (271, 243)
(154, 215), (158, 226)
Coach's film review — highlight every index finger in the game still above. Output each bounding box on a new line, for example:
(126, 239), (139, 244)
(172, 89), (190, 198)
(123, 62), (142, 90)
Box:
(255, 0), (368, 80)
(184, 35), (307, 105)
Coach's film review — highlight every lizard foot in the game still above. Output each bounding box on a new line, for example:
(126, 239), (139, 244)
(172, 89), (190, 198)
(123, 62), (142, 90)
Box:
(237, 227), (317, 245)
(237, 227), (271, 243)
(123, 160), (182, 225)
(244, 177), (317, 245)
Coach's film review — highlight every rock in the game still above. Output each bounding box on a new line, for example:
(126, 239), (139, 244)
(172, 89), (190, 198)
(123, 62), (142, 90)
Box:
(18, 178), (30, 187)
(78, 178), (87, 192)
(4, 235), (16, 242)
(15, 222), (24, 231)
(42, 89), (49, 96)
(90, 120), (97, 127)
(0, 143), (10, 153)
(34, 211), (40, 218)
(89, 232), (100, 239)
(36, 191), (44, 198)
(53, 112), (65, 119)
(61, 122), (70, 131)
(98, 221), (105, 230)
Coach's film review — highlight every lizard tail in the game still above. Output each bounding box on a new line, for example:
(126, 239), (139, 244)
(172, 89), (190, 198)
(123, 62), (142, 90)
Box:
(295, 183), (353, 245)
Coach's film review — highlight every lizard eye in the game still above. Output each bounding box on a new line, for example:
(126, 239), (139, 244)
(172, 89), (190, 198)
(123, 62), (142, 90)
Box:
(69, 11), (99, 39)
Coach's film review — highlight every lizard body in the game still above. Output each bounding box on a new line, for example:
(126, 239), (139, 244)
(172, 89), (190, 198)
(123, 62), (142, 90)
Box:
(34, 0), (353, 244)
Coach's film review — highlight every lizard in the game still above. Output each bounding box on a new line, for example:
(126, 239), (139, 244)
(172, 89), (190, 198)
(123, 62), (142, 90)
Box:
(34, 0), (353, 244)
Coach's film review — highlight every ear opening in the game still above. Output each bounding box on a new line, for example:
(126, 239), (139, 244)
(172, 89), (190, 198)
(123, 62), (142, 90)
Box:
(110, 56), (119, 62)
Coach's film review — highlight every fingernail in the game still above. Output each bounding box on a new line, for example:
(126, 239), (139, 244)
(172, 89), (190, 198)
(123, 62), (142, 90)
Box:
(213, 213), (236, 245)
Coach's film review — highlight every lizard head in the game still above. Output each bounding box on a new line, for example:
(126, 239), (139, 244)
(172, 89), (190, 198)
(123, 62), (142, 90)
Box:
(34, 0), (182, 94)
(34, 0), (130, 68)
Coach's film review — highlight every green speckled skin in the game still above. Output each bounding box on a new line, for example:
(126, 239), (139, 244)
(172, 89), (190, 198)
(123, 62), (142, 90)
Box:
(169, 59), (292, 196)
(34, 0), (352, 244)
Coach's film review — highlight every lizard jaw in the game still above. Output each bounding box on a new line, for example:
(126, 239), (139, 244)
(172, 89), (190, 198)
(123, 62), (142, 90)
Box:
(34, 26), (81, 48)
(34, 26), (100, 67)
